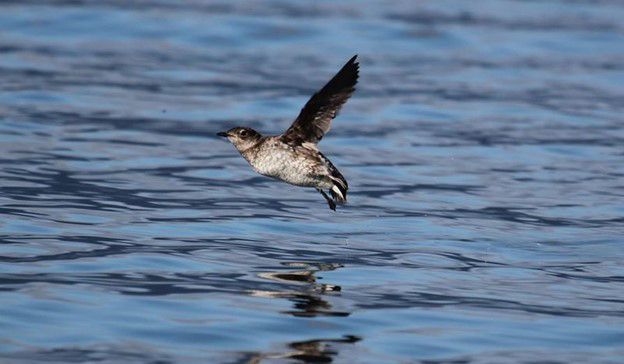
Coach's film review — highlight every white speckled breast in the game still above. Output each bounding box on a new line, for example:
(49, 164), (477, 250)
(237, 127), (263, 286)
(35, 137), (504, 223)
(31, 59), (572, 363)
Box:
(242, 138), (331, 188)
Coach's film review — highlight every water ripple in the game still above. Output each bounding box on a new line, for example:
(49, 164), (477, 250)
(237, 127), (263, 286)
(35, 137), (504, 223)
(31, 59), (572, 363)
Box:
(1, 0), (623, 363)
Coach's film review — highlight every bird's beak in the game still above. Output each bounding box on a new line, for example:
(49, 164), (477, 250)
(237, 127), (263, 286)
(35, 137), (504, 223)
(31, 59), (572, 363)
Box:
(216, 132), (228, 137)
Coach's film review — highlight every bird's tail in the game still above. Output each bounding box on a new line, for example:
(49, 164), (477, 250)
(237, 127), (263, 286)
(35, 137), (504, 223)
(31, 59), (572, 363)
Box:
(319, 151), (348, 205)
(329, 174), (348, 204)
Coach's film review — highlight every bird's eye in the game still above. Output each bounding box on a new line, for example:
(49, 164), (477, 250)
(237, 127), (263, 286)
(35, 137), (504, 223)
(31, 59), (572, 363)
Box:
(239, 130), (248, 137)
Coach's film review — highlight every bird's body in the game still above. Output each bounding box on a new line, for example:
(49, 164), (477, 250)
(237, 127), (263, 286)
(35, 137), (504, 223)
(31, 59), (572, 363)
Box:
(242, 138), (331, 187)
(217, 55), (358, 210)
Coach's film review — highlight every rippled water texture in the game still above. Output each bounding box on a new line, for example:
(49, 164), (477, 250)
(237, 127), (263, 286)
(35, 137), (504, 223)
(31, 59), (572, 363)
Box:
(1, 1), (624, 363)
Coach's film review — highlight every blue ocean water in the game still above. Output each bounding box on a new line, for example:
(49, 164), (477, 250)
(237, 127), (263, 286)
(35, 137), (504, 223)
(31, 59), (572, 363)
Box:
(1, 1), (623, 363)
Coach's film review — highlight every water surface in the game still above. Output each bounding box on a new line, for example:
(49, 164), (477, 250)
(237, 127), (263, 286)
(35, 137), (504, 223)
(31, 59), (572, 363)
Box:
(1, 1), (624, 363)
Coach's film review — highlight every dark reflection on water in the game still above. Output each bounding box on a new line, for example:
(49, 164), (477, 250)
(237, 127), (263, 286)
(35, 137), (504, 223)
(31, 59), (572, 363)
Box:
(251, 262), (347, 318)
(255, 335), (362, 364)
(3, 336), (363, 364)
(2, 0), (624, 363)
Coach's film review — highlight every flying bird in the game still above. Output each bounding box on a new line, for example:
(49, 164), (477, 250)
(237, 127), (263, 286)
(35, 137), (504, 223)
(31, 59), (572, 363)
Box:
(217, 55), (359, 211)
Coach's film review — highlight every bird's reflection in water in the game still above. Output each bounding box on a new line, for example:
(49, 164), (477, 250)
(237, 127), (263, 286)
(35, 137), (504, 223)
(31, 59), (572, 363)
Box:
(286, 335), (361, 363)
(248, 262), (349, 317)
(245, 335), (362, 364)
(245, 262), (361, 363)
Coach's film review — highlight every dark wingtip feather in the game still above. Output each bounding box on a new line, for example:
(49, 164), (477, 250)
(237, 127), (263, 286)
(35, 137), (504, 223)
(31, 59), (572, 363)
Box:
(347, 54), (358, 66)
(342, 55), (359, 85)
(326, 55), (359, 92)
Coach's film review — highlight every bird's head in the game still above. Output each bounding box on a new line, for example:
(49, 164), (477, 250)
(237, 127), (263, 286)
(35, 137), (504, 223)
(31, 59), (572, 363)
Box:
(217, 127), (262, 152)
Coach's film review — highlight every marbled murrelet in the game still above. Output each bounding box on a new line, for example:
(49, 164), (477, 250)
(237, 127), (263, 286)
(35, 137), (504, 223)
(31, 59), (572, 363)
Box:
(217, 55), (359, 210)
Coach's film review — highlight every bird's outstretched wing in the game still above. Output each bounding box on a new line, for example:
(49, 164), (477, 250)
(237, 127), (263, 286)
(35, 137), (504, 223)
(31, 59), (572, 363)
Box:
(280, 55), (359, 146)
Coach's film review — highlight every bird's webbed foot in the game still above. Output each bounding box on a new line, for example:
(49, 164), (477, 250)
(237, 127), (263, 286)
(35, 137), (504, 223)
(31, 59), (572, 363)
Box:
(317, 189), (337, 211)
